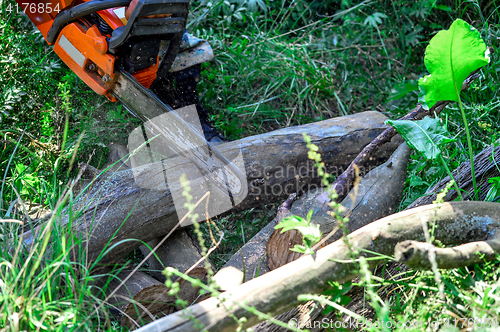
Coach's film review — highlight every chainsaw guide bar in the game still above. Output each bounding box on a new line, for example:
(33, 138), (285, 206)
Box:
(112, 68), (246, 201)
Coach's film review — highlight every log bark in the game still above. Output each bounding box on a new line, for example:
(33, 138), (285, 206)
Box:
(106, 270), (177, 329)
(407, 139), (500, 208)
(24, 111), (401, 267)
(132, 202), (500, 332)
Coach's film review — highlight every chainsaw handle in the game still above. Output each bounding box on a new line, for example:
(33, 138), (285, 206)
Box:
(46, 0), (131, 44)
(107, 0), (188, 50)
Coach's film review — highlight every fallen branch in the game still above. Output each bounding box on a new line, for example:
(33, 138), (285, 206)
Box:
(133, 202), (500, 332)
(395, 238), (500, 270)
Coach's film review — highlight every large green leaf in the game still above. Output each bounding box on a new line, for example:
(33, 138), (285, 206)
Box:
(418, 19), (490, 109)
(385, 117), (455, 160)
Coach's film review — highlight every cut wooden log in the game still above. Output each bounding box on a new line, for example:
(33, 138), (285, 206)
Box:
(139, 230), (212, 305)
(266, 228), (304, 272)
(407, 139), (500, 208)
(139, 230), (208, 283)
(24, 111), (401, 267)
(106, 270), (177, 329)
(213, 142), (410, 291)
(132, 202), (500, 332)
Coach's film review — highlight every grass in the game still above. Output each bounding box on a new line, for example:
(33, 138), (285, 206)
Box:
(1, 0), (500, 330)
(191, 0), (460, 138)
(0, 143), (124, 331)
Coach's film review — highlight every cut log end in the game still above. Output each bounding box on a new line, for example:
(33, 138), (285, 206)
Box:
(267, 229), (303, 271)
(120, 283), (177, 329)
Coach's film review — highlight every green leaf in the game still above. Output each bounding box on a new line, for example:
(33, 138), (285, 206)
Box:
(289, 245), (314, 255)
(486, 177), (500, 201)
(363, 12), (387, 28)
(306, 209), (314, 223)
(409, 175), (425, 187)
(276, 215), (322, 242)
(385, 117), (455, 160)
(275, 215), (322, 252)
(418, 19), (490, 109)
(274, 215), (308, 233)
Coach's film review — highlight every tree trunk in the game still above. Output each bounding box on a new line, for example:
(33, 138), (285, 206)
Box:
(24, 111), (401, 267)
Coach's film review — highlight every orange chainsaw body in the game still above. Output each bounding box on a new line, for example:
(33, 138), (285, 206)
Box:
(16, 0), (184, 100)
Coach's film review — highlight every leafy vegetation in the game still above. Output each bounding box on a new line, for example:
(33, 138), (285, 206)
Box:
(387, 116), (463, 198)
(1, 0), (500, 330)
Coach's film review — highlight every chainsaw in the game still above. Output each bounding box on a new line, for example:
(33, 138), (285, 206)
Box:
(17, 0), (246, 203)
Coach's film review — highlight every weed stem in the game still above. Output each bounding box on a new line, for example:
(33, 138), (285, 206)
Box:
(457, 96), (478, 200)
